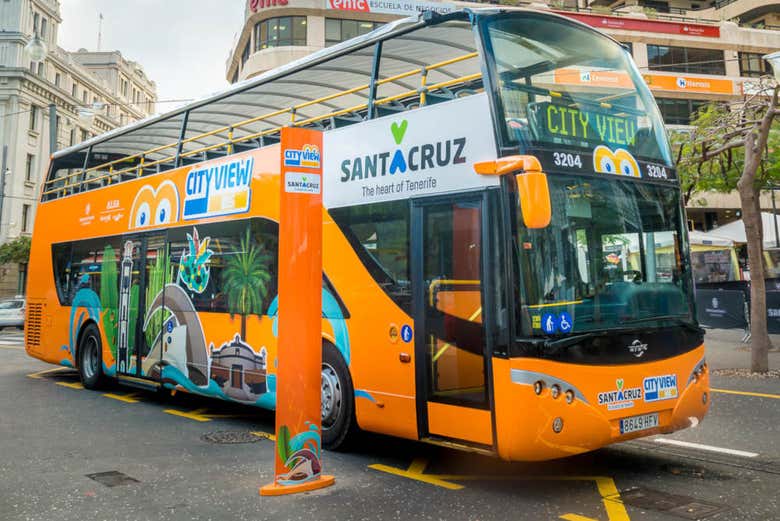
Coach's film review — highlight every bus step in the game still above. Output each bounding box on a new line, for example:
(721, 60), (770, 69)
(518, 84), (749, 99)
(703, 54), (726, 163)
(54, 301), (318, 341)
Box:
(420, 436), (495, 457)
(116, 375), (161, 392)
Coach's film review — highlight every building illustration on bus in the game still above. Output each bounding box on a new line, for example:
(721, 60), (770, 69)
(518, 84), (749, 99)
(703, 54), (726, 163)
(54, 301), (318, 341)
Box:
(26, 8), (709, 462)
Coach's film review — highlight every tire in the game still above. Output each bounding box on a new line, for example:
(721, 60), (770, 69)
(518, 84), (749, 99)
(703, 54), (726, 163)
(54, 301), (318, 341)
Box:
(77, 323), (108, 390)
(321, 342), (359, 450)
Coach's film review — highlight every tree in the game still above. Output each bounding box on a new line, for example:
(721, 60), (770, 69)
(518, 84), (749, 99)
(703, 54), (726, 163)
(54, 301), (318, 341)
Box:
(221, 228), (273, 339)
(678, 79), (780, 373)
(0, 236), (31, 264)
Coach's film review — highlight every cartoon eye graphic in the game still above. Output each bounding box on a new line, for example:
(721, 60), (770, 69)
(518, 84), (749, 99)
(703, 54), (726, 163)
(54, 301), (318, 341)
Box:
(134, 202), (151, 228)
(598, 155), (615, 174)
(155, 199), (173, 225)
(619, 158), (638, 177)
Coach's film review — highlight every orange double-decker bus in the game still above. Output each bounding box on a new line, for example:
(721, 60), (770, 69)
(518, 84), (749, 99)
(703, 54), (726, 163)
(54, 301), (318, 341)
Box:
(27, 9), (708, 460)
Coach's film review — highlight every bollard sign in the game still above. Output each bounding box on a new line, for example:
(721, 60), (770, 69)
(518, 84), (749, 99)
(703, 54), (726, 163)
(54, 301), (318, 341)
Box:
(260, 128), (335, 496)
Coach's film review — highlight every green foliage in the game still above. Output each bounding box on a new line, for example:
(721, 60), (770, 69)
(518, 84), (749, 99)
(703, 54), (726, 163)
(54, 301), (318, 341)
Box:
(0, 236), (31, 264)
(221, 228), (273, 338)
(277, 425), (291, 464)
(100, 245), (119, 355)
(128, 284), (139, 353)
(674, 102), (780, 200)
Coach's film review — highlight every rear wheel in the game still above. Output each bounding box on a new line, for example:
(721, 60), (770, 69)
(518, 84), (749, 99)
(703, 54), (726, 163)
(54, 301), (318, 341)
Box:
(78, 323), (108, 390)
(321, 343), (358, 450)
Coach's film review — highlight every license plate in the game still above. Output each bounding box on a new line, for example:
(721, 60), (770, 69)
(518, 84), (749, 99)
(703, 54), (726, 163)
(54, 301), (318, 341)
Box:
(620, 412), (659, 434)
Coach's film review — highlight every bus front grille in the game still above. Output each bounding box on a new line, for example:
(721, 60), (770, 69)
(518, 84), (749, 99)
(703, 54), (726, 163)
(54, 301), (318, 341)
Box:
(26, 303), (43, 348)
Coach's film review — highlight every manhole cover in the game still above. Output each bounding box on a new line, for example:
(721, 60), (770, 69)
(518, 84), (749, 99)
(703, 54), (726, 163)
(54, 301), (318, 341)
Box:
(201, 431), (264, 444)
(86, 471), (139, 488)
(620, 487), (728, 519)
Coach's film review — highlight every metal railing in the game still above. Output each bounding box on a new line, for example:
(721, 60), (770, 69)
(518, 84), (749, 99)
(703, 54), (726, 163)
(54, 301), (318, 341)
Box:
(43, 51), (481, 199)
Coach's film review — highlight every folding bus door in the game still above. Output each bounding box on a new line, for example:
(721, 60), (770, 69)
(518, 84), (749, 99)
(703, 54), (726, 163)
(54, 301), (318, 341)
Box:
(411, 193), (495, 449)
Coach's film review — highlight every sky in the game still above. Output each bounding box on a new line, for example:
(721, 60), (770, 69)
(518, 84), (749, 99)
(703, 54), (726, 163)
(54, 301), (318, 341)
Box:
(58, 0), (245, 114)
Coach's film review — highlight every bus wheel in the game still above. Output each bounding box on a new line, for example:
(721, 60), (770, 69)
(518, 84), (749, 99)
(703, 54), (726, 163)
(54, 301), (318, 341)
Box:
(321, 343), (358, 450)
(78, 323), (107, 390)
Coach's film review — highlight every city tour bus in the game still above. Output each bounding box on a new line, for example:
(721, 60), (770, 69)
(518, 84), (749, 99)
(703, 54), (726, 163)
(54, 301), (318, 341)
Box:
(27, 8), (709, 462)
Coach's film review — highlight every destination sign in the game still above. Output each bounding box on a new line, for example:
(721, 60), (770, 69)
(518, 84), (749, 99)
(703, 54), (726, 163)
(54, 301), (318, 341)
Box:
(529, 101), (638, 148)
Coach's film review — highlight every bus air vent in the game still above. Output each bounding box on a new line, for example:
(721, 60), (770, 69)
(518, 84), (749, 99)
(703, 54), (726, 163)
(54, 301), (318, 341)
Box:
(26, 303), (44, 347)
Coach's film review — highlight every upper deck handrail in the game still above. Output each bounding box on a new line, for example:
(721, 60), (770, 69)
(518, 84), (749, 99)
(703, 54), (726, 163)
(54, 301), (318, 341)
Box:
(43, 50), (480, 197)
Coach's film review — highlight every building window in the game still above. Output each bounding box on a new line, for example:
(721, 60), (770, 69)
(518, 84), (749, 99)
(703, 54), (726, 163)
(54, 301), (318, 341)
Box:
(241, 40), (251, 66)
(32, 12), (39, 35)
(655, 98), (709, 125)
(620, 42), (633, 56)
(29, 105), (38, 131)
(22, 204), (31, 233)
(69, 128), (76, 146)
(37, 61), (44, 76)
(54, 72), (61, 87)
(82, 90), (88, 104)
(72, 83), (78, 97)
(739, 52), (769, 78)
(325, 19), (382, 46)
(40, 17), (47, 39)
(25, 154), (35, 181)
(647, 45), (725, 75)
(17, 263), (27, 295)
(254, 16), (307, 51)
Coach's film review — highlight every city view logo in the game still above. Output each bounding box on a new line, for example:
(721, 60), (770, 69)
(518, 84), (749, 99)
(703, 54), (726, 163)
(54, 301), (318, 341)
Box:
(284, 144), (321, 169)
(183, 156), (254, 220)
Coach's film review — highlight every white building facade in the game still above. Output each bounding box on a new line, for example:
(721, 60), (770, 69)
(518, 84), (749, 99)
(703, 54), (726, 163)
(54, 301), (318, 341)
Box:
(0, 0), (157, 296)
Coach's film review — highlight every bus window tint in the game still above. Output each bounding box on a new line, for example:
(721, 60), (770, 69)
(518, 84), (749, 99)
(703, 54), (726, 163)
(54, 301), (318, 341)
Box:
(330, 201), (411, 313)
(485, 13), (671, 165)
(51, 243), (73, 305)
(67, 238), (124, 305)
(167, 219), (278, 316)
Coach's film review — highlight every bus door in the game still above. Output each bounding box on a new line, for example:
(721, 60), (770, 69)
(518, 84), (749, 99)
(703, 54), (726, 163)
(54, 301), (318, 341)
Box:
(411, 194), (495, 449)
(114, 237), (146, 378)
(138, 233), (168, 381)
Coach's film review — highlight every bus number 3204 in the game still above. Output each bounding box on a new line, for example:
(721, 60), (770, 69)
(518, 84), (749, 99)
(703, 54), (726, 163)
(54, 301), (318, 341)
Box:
(553, 152), (583, 169)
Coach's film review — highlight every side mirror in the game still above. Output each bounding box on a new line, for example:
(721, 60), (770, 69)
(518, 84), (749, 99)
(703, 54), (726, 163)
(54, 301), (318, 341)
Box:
(516, 171), (551, 229)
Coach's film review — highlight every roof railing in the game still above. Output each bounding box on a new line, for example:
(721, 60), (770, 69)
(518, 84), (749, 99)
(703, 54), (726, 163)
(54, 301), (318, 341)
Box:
(42, 51), (480, 199)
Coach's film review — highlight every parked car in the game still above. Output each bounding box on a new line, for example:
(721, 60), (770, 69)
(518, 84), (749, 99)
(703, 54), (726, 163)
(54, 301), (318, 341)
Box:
(0, 297), (25, 330)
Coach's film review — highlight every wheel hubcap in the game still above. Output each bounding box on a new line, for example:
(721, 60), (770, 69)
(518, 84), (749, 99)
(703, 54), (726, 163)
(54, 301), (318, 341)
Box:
(321, 363), (342, 429)
(83, 336), (98, 380)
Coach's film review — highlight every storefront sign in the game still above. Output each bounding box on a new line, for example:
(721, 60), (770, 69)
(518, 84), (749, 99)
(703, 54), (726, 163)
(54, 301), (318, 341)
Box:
(553, 68), (633, 89)
(326, 0), (456, 17)
(643, 73), (735, 95)
(249, 0), (288, 12)
(323, 93), (498, 208)
(560, 11), (720, 38)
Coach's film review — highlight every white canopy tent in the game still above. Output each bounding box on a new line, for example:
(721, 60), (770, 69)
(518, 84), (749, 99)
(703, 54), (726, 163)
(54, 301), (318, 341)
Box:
(707, 212), (780, 249)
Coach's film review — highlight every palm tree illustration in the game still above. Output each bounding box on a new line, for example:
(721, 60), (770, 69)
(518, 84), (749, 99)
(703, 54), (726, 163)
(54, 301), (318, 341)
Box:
(221, 228), (273, 339)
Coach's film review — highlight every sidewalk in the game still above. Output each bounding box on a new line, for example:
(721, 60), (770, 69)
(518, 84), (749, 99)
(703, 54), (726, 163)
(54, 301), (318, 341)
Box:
(703, 328), (780, 371)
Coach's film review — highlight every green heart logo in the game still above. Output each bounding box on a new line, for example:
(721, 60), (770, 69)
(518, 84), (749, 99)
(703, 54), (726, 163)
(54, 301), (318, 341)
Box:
(391, 120), (408, 145)
(616, 378), (624, 391)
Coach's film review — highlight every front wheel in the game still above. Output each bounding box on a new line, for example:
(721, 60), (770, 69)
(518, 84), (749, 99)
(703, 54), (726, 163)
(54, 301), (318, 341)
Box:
(321, 343), (359, 450)
(78, 323), (108, 390)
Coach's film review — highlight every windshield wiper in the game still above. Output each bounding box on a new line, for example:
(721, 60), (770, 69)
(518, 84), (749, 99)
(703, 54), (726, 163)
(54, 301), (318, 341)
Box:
(620, 315), (703, 334)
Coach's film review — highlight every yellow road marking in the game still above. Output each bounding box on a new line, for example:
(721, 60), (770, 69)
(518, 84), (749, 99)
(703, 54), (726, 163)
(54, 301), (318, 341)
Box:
(251, 431), (276, 441)
(560, 514), (599, 521)
(712, 388), (780, 400)
(56, 381), (84, 390)
(163, 407), (212, 422)
(27, 367), (72, 379)
(371, 464), (630, 520)
(369, 460), (464, 490)
(104, 392), (141, 403)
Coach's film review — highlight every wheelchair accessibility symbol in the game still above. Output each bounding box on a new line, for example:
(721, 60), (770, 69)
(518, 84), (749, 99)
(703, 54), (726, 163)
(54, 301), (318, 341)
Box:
(558, 312), (573, 333)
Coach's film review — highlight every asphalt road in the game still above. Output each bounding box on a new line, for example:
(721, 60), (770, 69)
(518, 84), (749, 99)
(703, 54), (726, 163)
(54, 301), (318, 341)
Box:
(1, 331), (778, 521)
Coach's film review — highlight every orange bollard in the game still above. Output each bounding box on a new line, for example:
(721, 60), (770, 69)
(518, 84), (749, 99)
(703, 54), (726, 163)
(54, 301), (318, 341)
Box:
(260, 127), (335, 496)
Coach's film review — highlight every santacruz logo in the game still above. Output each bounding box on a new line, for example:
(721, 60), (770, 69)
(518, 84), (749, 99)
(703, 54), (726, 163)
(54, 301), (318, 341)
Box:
(284, 145), (321, 169)
(285, 172), (321, 194)
(597, 378), (642, 411)
(643, 374), (678, 402)
(339, 119), (466, 182)
(183, 157), (253, 220)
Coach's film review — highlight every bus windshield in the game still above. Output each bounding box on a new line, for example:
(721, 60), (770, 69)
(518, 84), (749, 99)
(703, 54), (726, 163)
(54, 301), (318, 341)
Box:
(485, 13), (672, 165)
(516, 174), (694, 335)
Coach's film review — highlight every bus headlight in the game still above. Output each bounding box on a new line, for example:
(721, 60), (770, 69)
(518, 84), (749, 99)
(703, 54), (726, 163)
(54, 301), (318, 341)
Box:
(550, 384), (561, 399)
(552, 417), (564, 433)
(565, 389), (575, 404)
(534, 381), (544, 395)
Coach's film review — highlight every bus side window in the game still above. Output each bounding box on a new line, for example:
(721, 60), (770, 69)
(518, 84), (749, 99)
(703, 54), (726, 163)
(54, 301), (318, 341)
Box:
(330, 200), (411, 314)
(51, 243), (73, 305)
